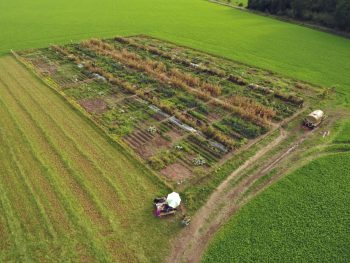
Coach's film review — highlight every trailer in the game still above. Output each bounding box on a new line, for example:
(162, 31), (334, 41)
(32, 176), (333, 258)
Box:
(304, 110), (325, 128)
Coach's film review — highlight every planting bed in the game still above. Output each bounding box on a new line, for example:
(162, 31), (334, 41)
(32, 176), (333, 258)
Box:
(18, 35), (318, 183)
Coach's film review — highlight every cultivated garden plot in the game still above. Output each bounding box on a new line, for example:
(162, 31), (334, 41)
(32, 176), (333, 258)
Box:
(18, 36), (319, 183)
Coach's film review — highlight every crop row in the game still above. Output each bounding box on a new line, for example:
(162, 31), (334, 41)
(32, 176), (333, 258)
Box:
(114, 36), (227, 77)
(115, 36), (251, 88)
(121, 36), (304, 107)
(81, 39), (275, 126)
(82, 39), (222, 97)
(248, 84), (304, 107)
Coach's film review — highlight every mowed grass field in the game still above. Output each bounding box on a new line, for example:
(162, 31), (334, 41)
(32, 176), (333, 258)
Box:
(0, 55), (178, 262)
(1, 0), (350, 98)
(202, 151), (350, 262)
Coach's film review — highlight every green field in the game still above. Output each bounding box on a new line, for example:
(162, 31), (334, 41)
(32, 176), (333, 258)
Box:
(214, 0), (248, 7)
(1, 0), (350, 98)
(334, 120), (350, 144)
(202, 151), (350, 262)
(1, 0), (350, 262)
(0, 55), (178, 262)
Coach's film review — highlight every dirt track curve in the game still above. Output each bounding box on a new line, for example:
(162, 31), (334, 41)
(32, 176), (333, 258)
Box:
(167, 127), (313, 263)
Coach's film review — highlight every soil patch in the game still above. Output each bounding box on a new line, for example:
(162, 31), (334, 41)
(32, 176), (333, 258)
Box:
(137, 134), (171, 159)
(33, 58), (57, 75)
(161, 162), (193, 180)
(79, 98), (108, 114)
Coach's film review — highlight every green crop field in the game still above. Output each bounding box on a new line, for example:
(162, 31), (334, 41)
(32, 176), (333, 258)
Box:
(1, 0), (350, 98)
(0, 55), (179, 262)
(202, 152), (350, 262)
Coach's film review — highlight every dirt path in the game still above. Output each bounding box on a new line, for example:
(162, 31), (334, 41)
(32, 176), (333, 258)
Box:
(166, 126), (315, 263)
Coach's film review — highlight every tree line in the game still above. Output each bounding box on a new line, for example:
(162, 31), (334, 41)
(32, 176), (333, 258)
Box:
(247, 0), (350, 32)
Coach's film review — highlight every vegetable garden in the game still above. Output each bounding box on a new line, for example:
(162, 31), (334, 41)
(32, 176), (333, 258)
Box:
(18, 35), (319, 184)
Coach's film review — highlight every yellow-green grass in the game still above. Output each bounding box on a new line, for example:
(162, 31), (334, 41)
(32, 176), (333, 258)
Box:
(0, 55), (178, 262)
(214, 0), (248, 7)
(203, 151), (350, 262)
(0, 0), (350, 100)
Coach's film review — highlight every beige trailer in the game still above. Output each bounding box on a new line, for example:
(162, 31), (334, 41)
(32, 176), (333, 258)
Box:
(304, 110), (325, 128)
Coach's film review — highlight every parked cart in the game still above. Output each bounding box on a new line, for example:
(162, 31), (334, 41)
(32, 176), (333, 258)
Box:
(154, 192), (181, 218)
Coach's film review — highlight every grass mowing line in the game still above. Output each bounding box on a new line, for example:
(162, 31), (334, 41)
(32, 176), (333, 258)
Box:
(0, 83), (72, 237)
(4, 61), (130, 205)
(0, 73), (115, 257)
(0, 80), (72, 236)
(0, 108), (56, 239)
(0, 150), (30, 261)
(0, 202), (9, 252)
(0, 114), (57, 259)
(0, 73), (119, 229)
(0, 204), (11, 261)
(0, 81), (113, 262)
(2, 68), (131, 229)
(19, 81), (129, 205)
(0, 99), (53, 239)
(6, 62), (133, 200)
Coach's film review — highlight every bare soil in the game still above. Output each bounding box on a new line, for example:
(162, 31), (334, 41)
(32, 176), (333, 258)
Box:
(161, 162), (193, 181)
(137, 134), (171, 159)
(33, 58), (57, 75)
(78, 98), (108, 114)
